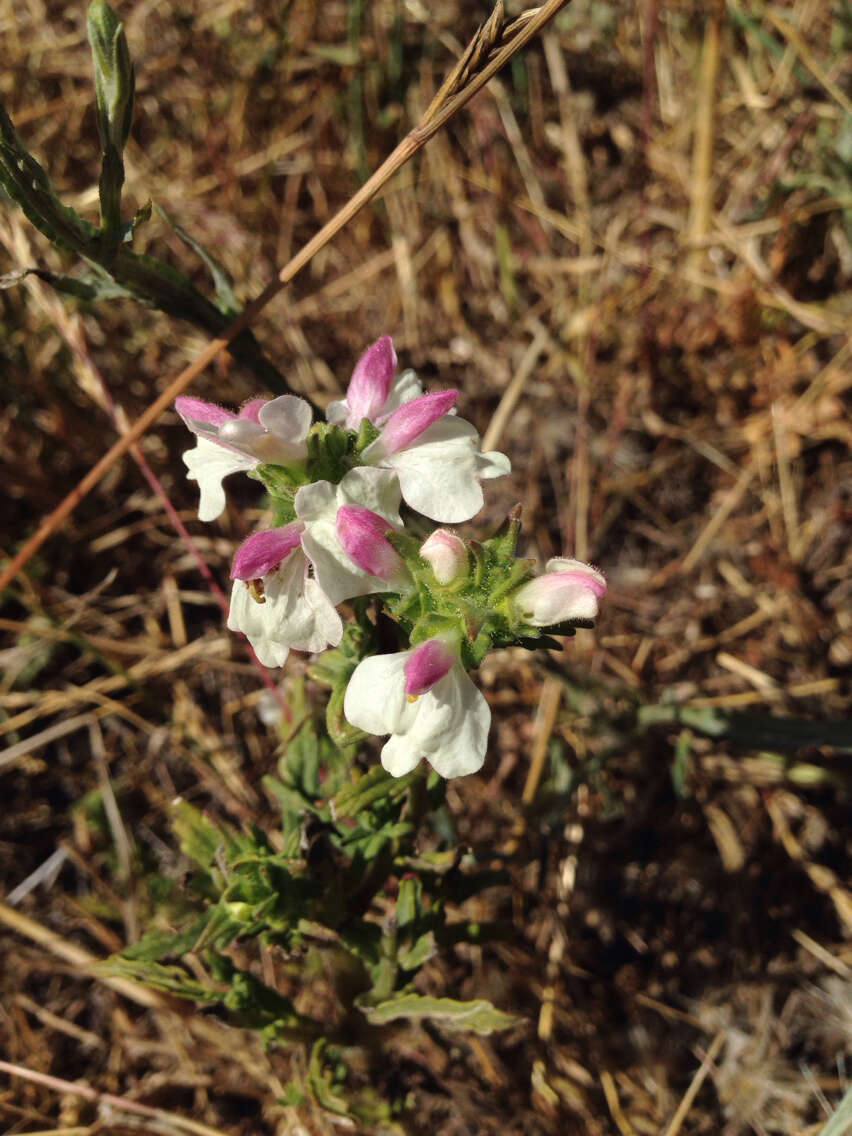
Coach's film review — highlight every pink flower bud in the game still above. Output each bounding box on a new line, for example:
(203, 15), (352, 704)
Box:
(231, 523), (304, 580)
(379, 389), (457, 454)
(513, 558), (607, 626)
(346, 336), (397, 425)
(403, 637), (457, 696)
(419, 529), (467, 584)
(335, 505), (404, 581)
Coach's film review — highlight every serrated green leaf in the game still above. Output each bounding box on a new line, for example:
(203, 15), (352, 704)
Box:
(98, 956), (219, 1002)
(171, 799), (226, 869)
(0, 104), (98, 253)
(332, 766), (419, 819)
(360, 993), (523, 1035)
(119, 918), (210, 961)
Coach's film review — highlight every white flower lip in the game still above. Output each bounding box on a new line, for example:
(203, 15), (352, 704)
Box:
(176, 394), (312, 521)
(343, 646), (490, 779)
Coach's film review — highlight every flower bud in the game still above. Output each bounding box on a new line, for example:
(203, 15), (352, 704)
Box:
(88, 0), (135, 152)
(346, 336), (397, 425)
(403, 637), (457, 696)
(419, 529), (467, 585)
(512, 558), (606, 626)
(335, 505), (405, 582)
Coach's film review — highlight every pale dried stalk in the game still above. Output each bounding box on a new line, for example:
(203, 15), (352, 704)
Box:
(0, 0), (571, 595)
(0, 1058), (229, 1136)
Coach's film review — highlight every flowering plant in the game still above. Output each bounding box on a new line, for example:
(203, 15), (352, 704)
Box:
(177, 336), (606, 780)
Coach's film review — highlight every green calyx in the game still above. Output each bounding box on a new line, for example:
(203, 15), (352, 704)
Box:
(381, 505), (558, 670)
(255, 423), (366, 524)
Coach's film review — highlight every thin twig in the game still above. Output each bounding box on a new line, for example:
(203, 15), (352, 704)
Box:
(0, 898), (175, 1010)
(0, 0), (571, 595)
(662, 1031), (726, 1136)
(0, 1059), (229, 1136)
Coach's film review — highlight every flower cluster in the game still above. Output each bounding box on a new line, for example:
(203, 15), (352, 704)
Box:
(176, 337), (606, 780)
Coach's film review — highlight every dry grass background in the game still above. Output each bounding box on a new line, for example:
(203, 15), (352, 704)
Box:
(1, 0), (851, 1132)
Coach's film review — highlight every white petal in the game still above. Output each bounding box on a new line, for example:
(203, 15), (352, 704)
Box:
(376, 368), (423, 423)
(380, 733), (424, 777)
(227, 552), (342, 665)
(343, 651), (416, 737)
(183, 438), (255, 522)
(292, 478), (336, 523)
(258, 395), (313, 445)
(413, 667), (490, 778)
(227, 581), (290, 668)
(261, 553), (343, 655)
(325, 398), (348, 426)
(476, 449), (512, 480)
(369, 417), (487, 523)
(285, 576), (344, 654)
(337, 467), (402, 524)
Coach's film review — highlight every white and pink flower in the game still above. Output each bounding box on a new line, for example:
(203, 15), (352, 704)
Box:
(227, 523), (342, 668)
(176, 394), (312, 521)
(343, 636), (490, 779)
(327, 336), (511, 524)
(512, 558), (607, 626)
(294, 467), (405, 605)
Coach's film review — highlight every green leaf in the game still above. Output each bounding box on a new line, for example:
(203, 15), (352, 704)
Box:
(396, 874), (422, 930)
(397, 931), (434, 971)
(0, 103), (98, 254)
(332, 765), (418, 819)
(0, 265), (133, 301)
(171, 799), (225, 870)
(119, 918), (211, 961)
(153, 202), (240, 316)
(87, 0), (134, 151)
(98, 956), (219, 1002)
(307, 1039), (351, 1116)
(87, 0), (135, 232)
(360, 993), (523, 1035)
(325, 677), (368, 748)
